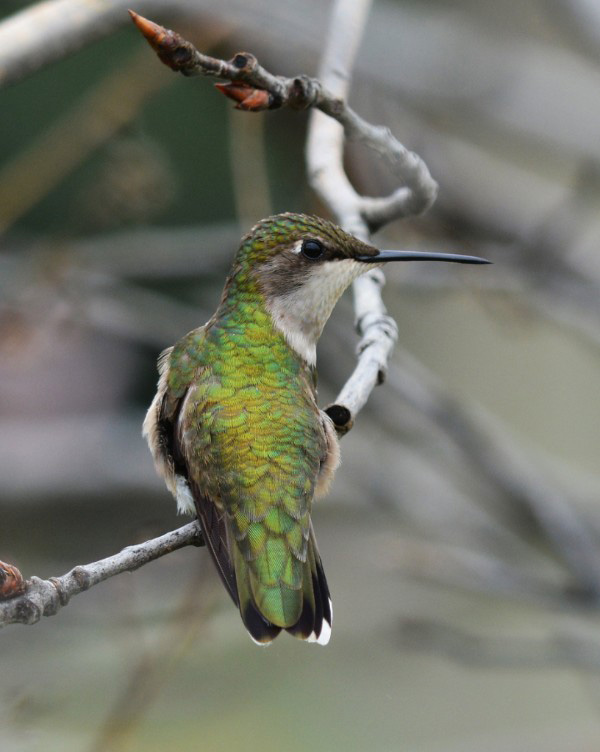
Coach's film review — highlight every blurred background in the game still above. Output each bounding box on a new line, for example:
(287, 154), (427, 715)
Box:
(1, 0), (600, 750)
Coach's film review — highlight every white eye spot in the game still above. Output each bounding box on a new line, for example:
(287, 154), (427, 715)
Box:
(290, 240), (303, 255)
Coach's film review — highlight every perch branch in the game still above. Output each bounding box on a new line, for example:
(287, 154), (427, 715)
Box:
(0, 522), (203, 628)
(305, 0), (438, 432)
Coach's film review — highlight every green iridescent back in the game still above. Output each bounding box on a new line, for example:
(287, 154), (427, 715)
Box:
(167, 256), (326, 629)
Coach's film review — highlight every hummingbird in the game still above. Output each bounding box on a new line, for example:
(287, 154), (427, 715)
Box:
(143, 213), (488, 645)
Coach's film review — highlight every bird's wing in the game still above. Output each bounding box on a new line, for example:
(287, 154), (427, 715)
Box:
(147, 326), (333, 642)
(169, 328), (240, 604)
(188, 476), (239, 606)
(143, 327), (239, 605)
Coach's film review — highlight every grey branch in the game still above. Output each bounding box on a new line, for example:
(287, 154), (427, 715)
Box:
(0, 522), (203, 628)
(305, 0), (437, 432)
(127, 5), (437, 224)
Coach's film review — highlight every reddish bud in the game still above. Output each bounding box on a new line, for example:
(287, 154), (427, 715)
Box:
(128, 10), (195, 72)
(0, 561), (25, 600)
(128, 10), (169, 49)
(215, 82), (272, 112)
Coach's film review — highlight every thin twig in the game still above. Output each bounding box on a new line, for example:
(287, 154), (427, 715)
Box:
(305, 0), (437, 433)
(129, 8), (437, 221)
(0, 522), (203, 628)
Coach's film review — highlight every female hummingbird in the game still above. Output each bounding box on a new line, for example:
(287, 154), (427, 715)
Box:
(143, 213), (487, 645)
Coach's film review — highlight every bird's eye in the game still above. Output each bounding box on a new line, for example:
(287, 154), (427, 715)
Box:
(301, 239), (325, 260)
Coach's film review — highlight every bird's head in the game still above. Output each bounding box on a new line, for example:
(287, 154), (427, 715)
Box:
(225, 213), (488, 365)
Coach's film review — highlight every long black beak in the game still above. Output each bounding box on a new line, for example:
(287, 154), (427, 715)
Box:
(357, 250), (490, 265)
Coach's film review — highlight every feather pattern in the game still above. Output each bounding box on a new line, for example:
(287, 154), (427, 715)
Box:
(161, 303), (333, 642)
(142, 214), (365, 645)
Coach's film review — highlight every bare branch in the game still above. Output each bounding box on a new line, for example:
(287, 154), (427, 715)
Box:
(0, 0), (144, 87)
(128, 3), (440, 435)
(305, 0), (437, 432)
(129, 5), (437, 225)
(0, 522), (203, 628)
(547, 0), (600, 60)
(90, 566), (215, 751)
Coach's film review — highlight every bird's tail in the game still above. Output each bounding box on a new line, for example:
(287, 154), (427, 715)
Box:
(234, 525), (332, 646)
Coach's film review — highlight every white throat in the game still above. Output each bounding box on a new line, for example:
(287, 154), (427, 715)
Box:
(265, 259), (365, 365)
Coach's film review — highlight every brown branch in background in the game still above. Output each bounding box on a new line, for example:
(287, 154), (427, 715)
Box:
(322, 310), (600, 603)
(0, 50), (168, 236)
(383, 536), (583, 611)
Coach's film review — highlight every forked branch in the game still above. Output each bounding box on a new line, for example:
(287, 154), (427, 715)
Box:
(128, 4), (438, 433)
